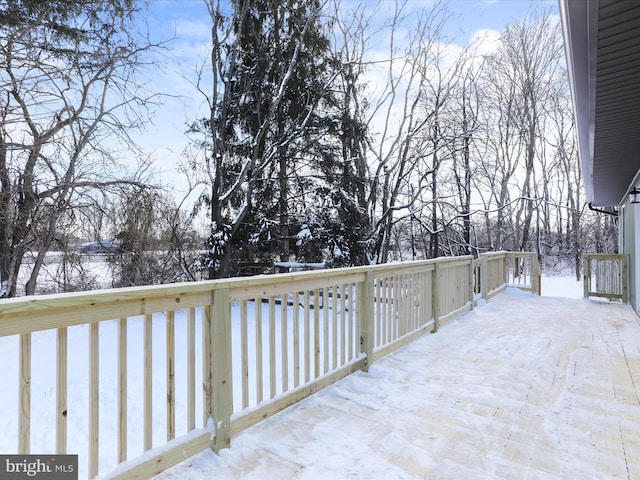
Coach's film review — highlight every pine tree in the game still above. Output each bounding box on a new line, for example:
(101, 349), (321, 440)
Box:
(197, 0), (344, 277)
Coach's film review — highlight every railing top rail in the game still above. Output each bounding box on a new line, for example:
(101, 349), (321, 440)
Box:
(504, 252), (538, 258)
(0, 254), (477, 337)
(0, 265), (367, 315)
(0, 256), (475, 308)
(367, 255), (474, 273)
(583, 253), (628, 260)
(479, 251), (538, 259)
(480, 251), (508, 258)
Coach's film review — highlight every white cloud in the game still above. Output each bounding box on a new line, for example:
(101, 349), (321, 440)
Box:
(174, 18), (211, 41)
(469, 28), (502, 56)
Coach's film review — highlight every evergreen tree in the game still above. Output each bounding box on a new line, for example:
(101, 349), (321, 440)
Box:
(196, 0), (347, 277)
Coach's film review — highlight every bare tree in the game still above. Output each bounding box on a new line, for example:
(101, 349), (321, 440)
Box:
(0, 0), (159, 296)
(446, 53), (482, 256)
(547, 78), (584, 278)
(108, 188), (201, 287)
(478, 13), (563, 254)
(355, 0), (457, 262)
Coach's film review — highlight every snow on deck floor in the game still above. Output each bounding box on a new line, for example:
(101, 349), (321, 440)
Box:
(154, 291), (640, 480)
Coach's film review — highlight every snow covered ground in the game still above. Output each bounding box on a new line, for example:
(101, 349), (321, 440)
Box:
(540, 272), (583, 299)
(0, 272), (592, 479)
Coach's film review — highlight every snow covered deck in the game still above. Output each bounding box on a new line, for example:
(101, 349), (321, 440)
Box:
(155, 291), (640, 479)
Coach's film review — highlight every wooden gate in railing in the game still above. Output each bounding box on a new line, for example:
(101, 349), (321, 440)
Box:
(583, 253), (629, 302)
(0, 251), (539, 479)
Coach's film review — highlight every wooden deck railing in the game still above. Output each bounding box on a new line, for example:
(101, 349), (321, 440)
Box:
(583, 253), (629, 302)
(475, 251), (541, 301)
(0, 251), (539, 479)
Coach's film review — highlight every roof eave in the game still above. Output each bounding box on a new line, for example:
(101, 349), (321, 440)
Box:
(559, 0), (600, 204)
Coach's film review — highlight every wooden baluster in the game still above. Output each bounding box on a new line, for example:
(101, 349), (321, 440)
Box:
(166, 312), (175, 441)
(19, 333), (31, 454)
(269, 296), (276, 399)
(293, 292), (300, 388)
(255, 298), (263, 404)
(89, 322), (99, 478)
(57, 328), (67, 454)
(118, 318), (127, 462)
(241, 300), (249, 409)
(144, 314), (153, 451)
(304, 291), (310, 383)
(187, 307), (196, 431)
(281, 296), (288, 393)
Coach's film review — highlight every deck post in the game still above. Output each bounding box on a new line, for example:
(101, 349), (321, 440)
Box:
(432, 262), (440, 332)
(622, 254), (630, 303)
(480, 255), (488, 302)
(583, 255), (590, 299)
(359, 270), (375, 372)
(532, 255), (542, 295)
(211, 288), (232, 452)
(504, 253), (509, 286)
(468, 258), (475, 309)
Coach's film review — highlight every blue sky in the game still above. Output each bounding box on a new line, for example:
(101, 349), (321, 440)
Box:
(447, 0), (557, 39)
(144, 0), (558, 44)
(134, 0), (559, 195)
